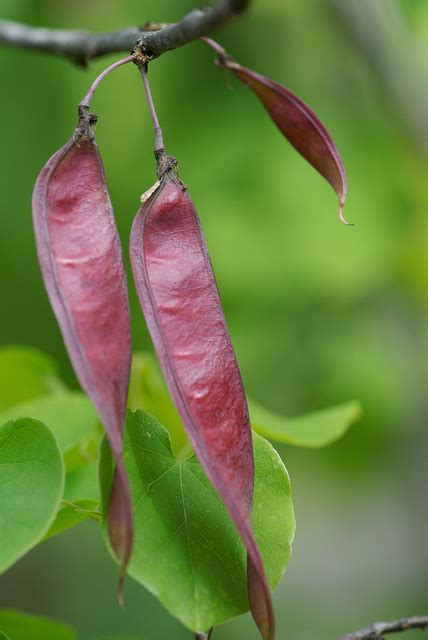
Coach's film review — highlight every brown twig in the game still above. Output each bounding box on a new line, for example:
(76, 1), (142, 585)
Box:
(195, 630), (213, 640)
(0, 0), (250, 66)
(339, 615), (428, 639)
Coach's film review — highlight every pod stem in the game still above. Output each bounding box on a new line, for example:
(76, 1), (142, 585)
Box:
(138, 63), (165, 160)
(201, 37), (234, 67)
(201, 36), (226, 56)
(80, 54), (136, 109)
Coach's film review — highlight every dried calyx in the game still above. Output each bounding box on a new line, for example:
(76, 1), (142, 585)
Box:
(73, 105), (97, 142)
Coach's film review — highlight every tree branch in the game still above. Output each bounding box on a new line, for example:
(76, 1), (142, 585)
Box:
(195, 630), (213, 640)
(339, 615), (428, 639)
(0, 0), (250, 65)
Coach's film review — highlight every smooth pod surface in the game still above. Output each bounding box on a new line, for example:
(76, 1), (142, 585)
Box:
(130, 167), (274, 639)
(226, 61), (349, 223)
(32, 135), (133, 577)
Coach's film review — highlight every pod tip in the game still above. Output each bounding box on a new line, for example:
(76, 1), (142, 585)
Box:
(339, 202), (354, 227)
(116, 569), (126, 608)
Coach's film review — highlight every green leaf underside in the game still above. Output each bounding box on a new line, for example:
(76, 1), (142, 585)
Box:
(45, 499), (100, 540)
(250, 400), (361, 447)
(129, 351), (359, 450)
(0, 418), (64, 573)
(0, 610), (76, 640)
(0, 346), (64, 413)
(99, 410), (295, 632)
(0, 393), (98, 463)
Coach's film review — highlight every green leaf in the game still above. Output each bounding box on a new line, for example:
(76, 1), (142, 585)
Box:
(99, 410), (295, 632)
(0, 610), (76, 640)
(0, 346), (64, 412)
(0, 418), (64, 573)
(250, 399), (361, 448)
(45, 499), (100, 540)
(63, 463), (100, 502)
(128, 352), (188, 455)
(0, 633), (10, 640)
(0, 393), (99, 470)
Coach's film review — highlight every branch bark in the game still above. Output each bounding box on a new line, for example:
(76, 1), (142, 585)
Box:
(339, 615), (428, 639)
(0, 0), (250, 65)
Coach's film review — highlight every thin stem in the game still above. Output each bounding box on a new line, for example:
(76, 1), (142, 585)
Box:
(139, 63), (165, 158)
(60, 500), (101, 522)
(80, 54), (136, 108)
(201, 36), (227, 56)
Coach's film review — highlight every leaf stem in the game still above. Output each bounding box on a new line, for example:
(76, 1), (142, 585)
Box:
(60, 499), (101, 521)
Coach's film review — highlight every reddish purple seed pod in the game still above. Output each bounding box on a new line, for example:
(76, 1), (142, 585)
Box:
(225, 60), (349, 224)
(32, 114), (133, 584)
(130, 159), (274, 640)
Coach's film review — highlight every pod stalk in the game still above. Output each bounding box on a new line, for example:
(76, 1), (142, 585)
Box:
(201, 36), (234, 67)
(201, 36), (226, 57)
(138, 63), (165, 159)
(80, 54), (136, 109)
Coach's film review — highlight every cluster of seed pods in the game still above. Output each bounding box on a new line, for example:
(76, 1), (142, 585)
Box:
(32, 41), (348, 640)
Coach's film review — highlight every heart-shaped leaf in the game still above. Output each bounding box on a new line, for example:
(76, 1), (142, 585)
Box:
(99, 410), (295, 632)
(0, 610), (76, 640)
(0, 418), (64, 573)
(250, 400), (361, 447)
(0, 346), (64, 412)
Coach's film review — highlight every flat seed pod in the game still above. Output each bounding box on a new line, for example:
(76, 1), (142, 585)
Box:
(130, 159), (274, 639)
(223, 59), (349, 224)
(32, 113), (133, 584)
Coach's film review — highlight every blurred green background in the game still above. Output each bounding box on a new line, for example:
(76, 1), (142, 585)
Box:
(0, 0), (427, 638)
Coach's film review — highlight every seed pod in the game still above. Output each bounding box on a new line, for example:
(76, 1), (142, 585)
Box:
(201, 35), (349, 225)
(32, 109), (133, 587)
(130, 157), (274, 640)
